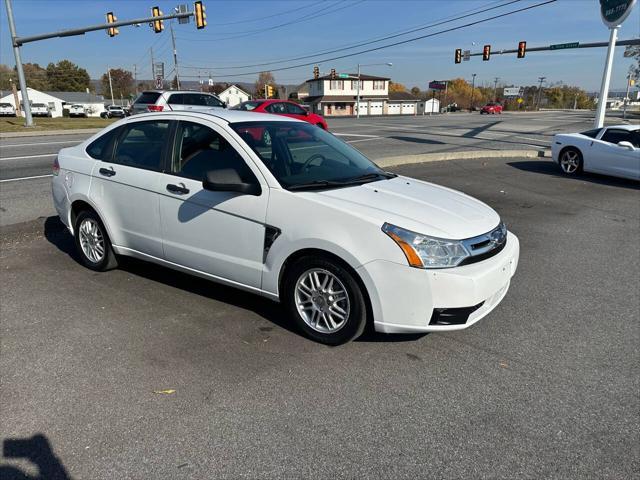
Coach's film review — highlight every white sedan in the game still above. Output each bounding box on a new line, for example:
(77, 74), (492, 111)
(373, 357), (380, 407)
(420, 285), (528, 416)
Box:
(551, 125), (639, 180)
(52, 110), (519, 344)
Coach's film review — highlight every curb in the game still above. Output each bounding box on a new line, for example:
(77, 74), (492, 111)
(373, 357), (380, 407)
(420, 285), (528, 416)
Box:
(377, 149), (550, 168)
(0, 128), (102, 139)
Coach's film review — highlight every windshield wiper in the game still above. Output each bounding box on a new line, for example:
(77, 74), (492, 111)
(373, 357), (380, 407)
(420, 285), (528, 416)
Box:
(340, 171), (397, 184)
(288, 172), (396, 191)
(287, 180), (346, 191)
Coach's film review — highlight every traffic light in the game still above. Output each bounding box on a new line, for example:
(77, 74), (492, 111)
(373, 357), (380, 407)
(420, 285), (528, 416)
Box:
(517, 41), (526, 59)
(151, 6), (164, 33)
(106, 12), (119, 37)
(330, 68), (336, 80)
(455, 49), (462, 64)
(483, 45), (491, 61)
(194, 1), (207, 29)
(313, 65), (320, 80)
(265, 85), (274, 98)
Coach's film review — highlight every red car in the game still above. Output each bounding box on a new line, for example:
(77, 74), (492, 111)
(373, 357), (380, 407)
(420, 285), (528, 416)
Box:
(233, 100), (328, 130)
(480, 102), (503, 114)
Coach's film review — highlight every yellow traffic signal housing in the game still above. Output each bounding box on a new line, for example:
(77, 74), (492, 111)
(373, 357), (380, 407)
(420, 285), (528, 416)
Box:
(152, 6), (164, 33)
(265, 85), (274, 98)
(517, 41), (526, 59)
(106, 12), (119, 37)
(194, 1), (207, 29)
(455, 49), (462, 64)
(483, 44), (491, 61)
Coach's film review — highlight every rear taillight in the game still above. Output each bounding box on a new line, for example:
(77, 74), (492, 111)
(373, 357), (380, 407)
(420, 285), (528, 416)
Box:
(52, 156), (60, 176)
(147, 105), (164, 112)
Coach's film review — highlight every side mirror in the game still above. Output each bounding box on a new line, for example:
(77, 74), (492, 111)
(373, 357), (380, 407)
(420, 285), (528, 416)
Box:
(617, 141), (635, 150)
(202, 168), (261, 196)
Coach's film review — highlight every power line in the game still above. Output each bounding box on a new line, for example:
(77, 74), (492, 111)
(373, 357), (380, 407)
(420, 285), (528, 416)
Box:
(179, 0), (557, 78)
(175, 0), (364, 42)
(180, 0), (520, 71)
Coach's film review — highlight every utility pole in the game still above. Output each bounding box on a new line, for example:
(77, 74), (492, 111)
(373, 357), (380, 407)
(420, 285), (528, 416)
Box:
(134, 64), (138, 95)
(150, 47), (155, 86)
(107, 67), (115, 106)
(356, 63), (361, 119)
(4, 0), (33, 126)
(10, 78), (21, 117)
(170, 21), (180, 89)
(623, 74), (632, 120)
(470, 73), (476, 110)
(536, 76), (546, 110)
(493, 77), (500, 100)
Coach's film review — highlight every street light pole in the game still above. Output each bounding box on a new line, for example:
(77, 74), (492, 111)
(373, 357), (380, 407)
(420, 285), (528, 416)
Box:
(493, 77), (500, 100)
(107, 67), (115, 106)
(594, 26), (619, 128)
(356, 63), (361, 119)
(623, 74), (631, 120)
(4, 0), (33, 126)
(470, 73), (476, 111)
(536, 76), (546, 110)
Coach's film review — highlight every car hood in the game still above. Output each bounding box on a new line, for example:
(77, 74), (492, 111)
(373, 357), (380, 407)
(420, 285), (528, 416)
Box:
(310, 176), (500, 239)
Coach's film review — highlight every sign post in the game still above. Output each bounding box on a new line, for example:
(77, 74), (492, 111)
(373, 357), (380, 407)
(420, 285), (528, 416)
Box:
(594, 0), (636, 128)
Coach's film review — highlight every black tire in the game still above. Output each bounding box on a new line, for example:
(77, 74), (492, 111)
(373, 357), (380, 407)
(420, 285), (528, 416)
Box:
(558, 147), (583, 176)
(282, 256), (367, 345)
(74, 210), (118, 271)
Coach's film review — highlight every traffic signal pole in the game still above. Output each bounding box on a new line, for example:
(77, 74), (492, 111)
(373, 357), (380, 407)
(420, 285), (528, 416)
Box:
(5, 0), (33, 126)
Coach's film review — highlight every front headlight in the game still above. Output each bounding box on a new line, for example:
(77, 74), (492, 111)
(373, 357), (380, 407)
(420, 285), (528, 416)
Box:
(382, 223), (470, 269)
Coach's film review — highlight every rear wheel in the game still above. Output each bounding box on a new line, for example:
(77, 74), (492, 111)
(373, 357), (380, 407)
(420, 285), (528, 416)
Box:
(74, 210), (118, 271)
(559, 148), (583, 175)
(283, 256), (367, 345)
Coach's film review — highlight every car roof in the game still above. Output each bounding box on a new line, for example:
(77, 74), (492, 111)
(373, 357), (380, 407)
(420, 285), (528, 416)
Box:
(127, 109), (304, 124)
(601, 124), (638, 132)
(142, 90), (220, 95)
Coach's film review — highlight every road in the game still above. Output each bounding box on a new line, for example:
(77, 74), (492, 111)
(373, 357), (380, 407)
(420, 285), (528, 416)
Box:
(1, 156), (638, 479)
(1, 110), (634, 227)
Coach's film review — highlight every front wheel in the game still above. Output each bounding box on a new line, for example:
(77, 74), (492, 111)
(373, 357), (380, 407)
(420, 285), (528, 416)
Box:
(559, 148), (583, 175)
(283, 257), (367, 345)
(74, 210), (118, 271)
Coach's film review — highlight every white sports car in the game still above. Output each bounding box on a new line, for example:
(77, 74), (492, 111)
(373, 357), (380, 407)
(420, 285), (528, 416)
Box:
(551, 125), (639, 180)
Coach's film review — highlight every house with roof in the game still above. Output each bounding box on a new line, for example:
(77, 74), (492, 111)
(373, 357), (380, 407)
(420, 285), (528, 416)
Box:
(304, 73), (390, 116)
(387, 91), (420, 115)
(217, 84), (251, 107)
(0, 87), (105, 118)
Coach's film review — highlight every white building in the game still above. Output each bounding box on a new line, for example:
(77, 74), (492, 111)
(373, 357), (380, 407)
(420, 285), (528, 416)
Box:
(387, 91), (419, 115)
(304, 73), (390, 116)
(417, 98), (441, 115)
(217, 85), (251, 107)
(0, 87), (105, 118)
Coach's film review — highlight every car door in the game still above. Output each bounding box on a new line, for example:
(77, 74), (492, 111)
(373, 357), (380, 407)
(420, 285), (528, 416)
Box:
(166, 93), (186, 111)
(182, 93), (225, 113)
(590, 128), (640, 179)
(264, 102), (288, 118)
(89, 119), (171, 258)
(158, 119), (269, 289)
(283, 102), (309, 122)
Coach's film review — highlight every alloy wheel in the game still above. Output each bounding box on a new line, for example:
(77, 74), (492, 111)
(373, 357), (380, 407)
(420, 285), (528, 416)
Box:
(294, 268), (350, 334)
(79, 218), (105, 263)
(560, 150), (580, 174)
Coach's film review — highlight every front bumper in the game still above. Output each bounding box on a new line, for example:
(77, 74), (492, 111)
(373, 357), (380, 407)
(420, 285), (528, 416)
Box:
(358, 232), (520, 333)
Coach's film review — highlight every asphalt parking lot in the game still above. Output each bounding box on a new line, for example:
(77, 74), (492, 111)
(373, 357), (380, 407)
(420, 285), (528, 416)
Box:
(1, 154), (638, 479)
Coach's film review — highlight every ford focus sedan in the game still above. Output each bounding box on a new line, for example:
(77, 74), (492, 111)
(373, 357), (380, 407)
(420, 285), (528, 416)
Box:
(52, 110), (519, 345)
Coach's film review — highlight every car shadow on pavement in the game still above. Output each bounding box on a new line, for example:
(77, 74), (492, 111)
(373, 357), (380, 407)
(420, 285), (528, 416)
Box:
(0, 434), (71, 480)
(507, 161), (640, 190)
(388, 136), (445, 145)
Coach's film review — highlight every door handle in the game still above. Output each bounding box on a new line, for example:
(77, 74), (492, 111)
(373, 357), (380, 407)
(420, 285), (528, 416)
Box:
(99, 167), (116, 177)
(166, 183), (190, 195)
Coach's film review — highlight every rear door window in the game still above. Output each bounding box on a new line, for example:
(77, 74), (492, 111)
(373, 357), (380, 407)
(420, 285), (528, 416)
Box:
(286, 103), (306, 115)
(167, 93), (184, 105)
(266, 103), (287, 114)
(113, 121), (170, 171)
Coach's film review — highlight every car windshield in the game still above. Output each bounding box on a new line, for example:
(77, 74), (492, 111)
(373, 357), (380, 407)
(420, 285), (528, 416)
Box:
(33, 103), (45, 107)
(0, 103), (11, 107)
(232, 101), (262, 111)
(230, 121), (393, 191)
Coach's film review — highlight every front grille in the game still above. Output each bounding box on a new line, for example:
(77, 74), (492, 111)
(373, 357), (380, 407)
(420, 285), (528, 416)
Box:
(458, 222), (508, 266)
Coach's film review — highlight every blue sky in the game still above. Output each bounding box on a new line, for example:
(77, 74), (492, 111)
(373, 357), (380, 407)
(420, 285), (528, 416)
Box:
(0, 0), (638, 92)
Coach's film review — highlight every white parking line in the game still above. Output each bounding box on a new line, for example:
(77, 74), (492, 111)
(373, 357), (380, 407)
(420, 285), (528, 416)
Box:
(0, 174), (53, 183)
(0, 153), (57, 161)
(345, 137), (384, 144)
(0, 140), (80, 148)
(333, 133), (379, 138)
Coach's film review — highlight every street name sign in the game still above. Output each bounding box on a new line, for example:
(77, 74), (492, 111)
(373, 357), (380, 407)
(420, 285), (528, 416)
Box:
(550, 42), (579, 50)
(338, 73), (350, 79)
(600, 0), (636, 27)
(428, 81), (447, 90)
(463, 50), (471, 61)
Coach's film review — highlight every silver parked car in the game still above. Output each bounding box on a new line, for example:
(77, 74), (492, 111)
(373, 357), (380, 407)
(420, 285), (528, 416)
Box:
(130, 90), (226, 115)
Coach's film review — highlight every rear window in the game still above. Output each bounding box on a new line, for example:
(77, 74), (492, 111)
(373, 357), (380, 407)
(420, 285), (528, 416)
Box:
(580, 129), (601, 139)
(134, 92), (162, 104)
(0, 103), (12, 107)
(233, 101), (261, 111)
(33, 103), (46, 107)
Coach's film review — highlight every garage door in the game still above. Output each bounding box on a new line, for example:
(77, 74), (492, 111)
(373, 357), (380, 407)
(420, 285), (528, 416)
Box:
(401, 103), (415, 114)
(370, 101), (383, 116)
(387, 103), (401, 115)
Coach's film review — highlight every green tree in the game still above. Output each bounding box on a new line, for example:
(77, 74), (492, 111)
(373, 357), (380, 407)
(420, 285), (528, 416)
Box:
(22, 63), (49, 90)
(0, 64), (13, 90)
(446, 78), (485, 109)
(46, 60), (90, 91)
(101, 68), (134, 100)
